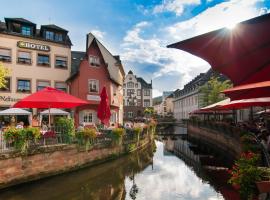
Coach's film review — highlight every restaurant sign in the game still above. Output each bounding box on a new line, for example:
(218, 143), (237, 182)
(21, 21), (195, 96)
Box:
(17, 41), (50, 52)
(0, 95), (20, 102)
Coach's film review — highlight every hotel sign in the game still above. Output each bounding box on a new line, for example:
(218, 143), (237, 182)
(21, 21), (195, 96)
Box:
(17, 41), (50, 52)
(0, 96), (20, 102)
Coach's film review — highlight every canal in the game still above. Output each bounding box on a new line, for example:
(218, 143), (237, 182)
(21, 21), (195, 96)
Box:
(0, 139), (236, 200)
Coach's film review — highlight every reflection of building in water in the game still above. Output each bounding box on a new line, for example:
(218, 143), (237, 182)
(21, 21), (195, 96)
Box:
(163, 138), (175, 154)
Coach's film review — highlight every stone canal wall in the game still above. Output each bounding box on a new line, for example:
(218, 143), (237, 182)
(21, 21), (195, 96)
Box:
(0, 135), (153, 189)
(188, 124), (242, 158)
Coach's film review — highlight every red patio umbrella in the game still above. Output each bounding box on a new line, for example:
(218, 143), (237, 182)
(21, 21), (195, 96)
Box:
(97, 87), (111, 125)
(218, 97), (270, 110)
(13, 87), (88, 125)
(13, 87), (88, 108)
(168, 13), (270, 86)
(223, 81), (270, 101)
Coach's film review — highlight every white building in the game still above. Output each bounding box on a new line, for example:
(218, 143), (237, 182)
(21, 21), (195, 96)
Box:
(123, 70), (152, 120)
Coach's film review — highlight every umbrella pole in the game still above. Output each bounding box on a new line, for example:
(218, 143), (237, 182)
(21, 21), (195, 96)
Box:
(49, 107), (51, 128)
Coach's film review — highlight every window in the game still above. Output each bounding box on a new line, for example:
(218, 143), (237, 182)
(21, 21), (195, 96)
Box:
(45, 31), (54, 40)
(89, 56), (100, 66)
(123, 89), (125, 96)
(80, 110), (96, 124)
(127, 89), (134, 96)
(88, 79), (99, 93)
(55, 56), (67, 68)
(17, 79), (31, 93)
(135, 83), (138, 88)
(137, 89), (141, 96)
(55, 33), (63, 42)
(127, 82), (134, 88)
(128, 112), (133, 118)
(137, 100), (141, 106)
(37, 54), (50, 66)
(144, 89), (150, 96)
(11, 23), (21, 33)
(144, 99), (150, 107)
(83, 112), (93, 123)
(0, 48), (11, 62)
(0, 77), (11, 92)
(55, 82), (67, 92)
(18, 51), (31, 64)
(110, 111), (117, 123)
(123, 84), (126, 88)
(21, 26), (31, 36)
(37, 80), (50, 91)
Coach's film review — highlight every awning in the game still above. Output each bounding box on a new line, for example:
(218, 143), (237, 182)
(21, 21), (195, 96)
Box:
(200, 98), (231, 111)
(219, 97), (270, 110)
(223, 81), (270, 100)
(40, 108), (69, 116)
(168, 13), (270, 86)
(0, 108), (31, 116)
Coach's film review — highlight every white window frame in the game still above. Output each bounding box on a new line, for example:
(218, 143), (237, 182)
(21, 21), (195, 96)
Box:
(89, 55), (100, 66)
(88, 79), (99, 93)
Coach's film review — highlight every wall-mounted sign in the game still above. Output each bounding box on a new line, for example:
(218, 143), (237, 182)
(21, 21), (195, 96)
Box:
(17, 41), (50, 52)
(87, 95), (100, 101)
(0, 96), (20, 102)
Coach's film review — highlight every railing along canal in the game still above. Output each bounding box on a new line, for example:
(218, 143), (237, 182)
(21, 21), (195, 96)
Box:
(0, 126), (150, 153)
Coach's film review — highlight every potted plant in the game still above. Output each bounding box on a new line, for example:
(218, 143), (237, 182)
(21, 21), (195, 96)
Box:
(256, 168), (270, 193)
(228, 151), (263, 200)
(111, 128), (125, 146)
(76, 128), (96, 150)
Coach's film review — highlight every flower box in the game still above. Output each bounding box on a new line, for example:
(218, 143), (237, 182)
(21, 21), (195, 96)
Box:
(256, 181), (270, 193)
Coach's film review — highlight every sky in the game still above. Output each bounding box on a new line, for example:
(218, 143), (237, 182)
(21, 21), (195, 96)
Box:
(1, 0), (270, 97)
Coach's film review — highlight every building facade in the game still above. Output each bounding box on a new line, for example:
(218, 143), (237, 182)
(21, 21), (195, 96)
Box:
(173, 69), (224, 121)
(123, 70), (152, 120)
(67, 33), (125, 126)
(153, 91), (174, 117)
(0, 18), (71, 109)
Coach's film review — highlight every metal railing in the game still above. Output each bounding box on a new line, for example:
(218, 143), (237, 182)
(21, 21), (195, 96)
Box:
(0, 126), (151, 153)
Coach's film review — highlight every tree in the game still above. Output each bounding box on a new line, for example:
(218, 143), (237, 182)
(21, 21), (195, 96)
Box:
(200, 77), (232, 107)
(0, 62), (9, 88)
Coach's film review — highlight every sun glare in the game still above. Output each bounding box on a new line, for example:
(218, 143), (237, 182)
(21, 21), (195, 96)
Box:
(226, 22), (237, 30)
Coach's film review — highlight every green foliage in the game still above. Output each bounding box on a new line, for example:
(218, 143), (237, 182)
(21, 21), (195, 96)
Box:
(111, 128), (125, 145)
(55, 117), (75, 136)
(144, 107), (154, 117)
(76, 128), (97, 150)
(127, 143), (136, 152)
(133, 127), (142, 136)
(199, 76), (232, 107)
(0, 62), (9, 89)
(228, 152), (263, 199)
(3, 127), (41, 153)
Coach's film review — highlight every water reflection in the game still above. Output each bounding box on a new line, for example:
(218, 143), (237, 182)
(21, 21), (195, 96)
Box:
(0, 141), (227, 200)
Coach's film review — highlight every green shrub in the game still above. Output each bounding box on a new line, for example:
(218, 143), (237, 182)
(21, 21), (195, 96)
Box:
(55, 117), (75, 137)
(111, 128), (125, 145)
(76, 128), (97, 150)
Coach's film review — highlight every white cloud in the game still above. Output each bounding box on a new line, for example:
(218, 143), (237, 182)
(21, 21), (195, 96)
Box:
(153, 89), (163, 98)
(122, 0), (265, 92)
(153, 0), (201, 16)
(91, 29), (106, 40)
(165, 0), (263, 42)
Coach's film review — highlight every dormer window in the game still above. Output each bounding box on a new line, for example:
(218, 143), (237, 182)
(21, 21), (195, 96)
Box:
(55, 33), (63, 42)
(45, 31), (54, 40)
(21, 26), (31, 36)
(89, 56), (100, 66)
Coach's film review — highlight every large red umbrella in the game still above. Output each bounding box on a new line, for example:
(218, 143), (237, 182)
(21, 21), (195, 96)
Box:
(168, 13), (270, 86)
(13, 87), (88, 108)
(223, 81), (270, 101)
(97, 87), (111, 125)
(13, 87), (88, 125)
(218, 97), (270, 110)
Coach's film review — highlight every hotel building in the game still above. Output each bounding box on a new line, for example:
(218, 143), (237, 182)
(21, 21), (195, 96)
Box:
(67, 33), (125, 126)
(0, 18), (71, 110)
(123, 70), (152, 120)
